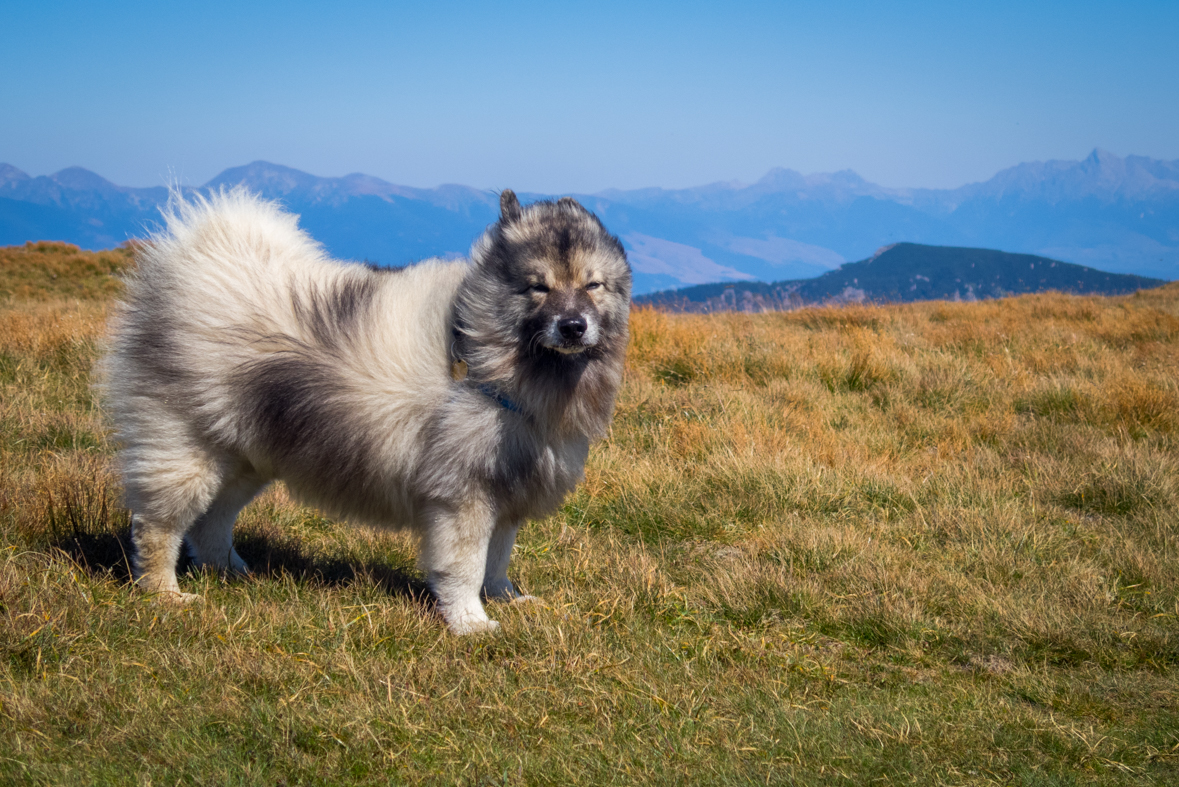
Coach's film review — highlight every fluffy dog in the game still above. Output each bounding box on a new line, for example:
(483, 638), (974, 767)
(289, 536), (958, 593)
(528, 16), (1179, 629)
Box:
(101, 188), (631, 634)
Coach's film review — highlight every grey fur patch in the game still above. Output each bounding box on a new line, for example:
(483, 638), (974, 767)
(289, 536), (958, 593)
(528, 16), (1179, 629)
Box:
(292, 273), (381, 348)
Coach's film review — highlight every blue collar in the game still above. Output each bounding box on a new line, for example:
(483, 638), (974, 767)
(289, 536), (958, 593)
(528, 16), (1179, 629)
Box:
(452, 353), (522, 415)
(477, 383), (523, 415)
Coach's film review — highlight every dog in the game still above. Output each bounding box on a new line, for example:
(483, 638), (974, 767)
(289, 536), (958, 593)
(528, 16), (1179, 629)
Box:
(100, 187), (631, 634)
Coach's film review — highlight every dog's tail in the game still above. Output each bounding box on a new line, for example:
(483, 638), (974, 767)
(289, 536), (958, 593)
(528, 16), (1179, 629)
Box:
(127, 186), (328, 300)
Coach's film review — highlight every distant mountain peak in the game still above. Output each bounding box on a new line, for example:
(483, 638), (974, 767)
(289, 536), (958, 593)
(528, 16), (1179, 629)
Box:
(204, 161), (323, 196)
(51, 166), (120, 192)
(1078, 147), (1129, 182)
(0, 164), (30, 187)
(954, 148), (1179, 205)
(746, 165), (895, 203)
(754, 167), (806, 189)
(1085, 147), (1120, 165)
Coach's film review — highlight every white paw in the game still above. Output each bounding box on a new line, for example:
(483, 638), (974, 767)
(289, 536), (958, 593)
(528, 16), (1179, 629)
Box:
(442, 599), (500, 635)
(448, 617), (501, 636)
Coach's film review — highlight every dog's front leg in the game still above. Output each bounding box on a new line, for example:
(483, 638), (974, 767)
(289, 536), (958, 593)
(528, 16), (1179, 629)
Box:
(482, 520), (536, 603)
(419, 498), (499, 634)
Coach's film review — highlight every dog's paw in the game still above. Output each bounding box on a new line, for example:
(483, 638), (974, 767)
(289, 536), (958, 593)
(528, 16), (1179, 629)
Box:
(156, 590), (203, 605)
(440, 598), (501, 635)
(449, 618), (501, 636)
(482, 578), (519, 601)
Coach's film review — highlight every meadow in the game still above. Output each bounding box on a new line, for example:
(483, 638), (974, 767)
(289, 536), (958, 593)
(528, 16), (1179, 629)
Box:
(1, 241), (1177, 785)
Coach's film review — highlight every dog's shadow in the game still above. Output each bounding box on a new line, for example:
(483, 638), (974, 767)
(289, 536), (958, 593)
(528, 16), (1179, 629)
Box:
(48, 524), (433, 610)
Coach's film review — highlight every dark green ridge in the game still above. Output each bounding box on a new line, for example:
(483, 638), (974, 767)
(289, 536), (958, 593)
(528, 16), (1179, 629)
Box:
(636, 243), (1169, 311)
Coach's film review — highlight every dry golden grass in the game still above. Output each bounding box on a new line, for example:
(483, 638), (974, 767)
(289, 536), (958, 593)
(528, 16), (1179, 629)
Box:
(1, 243), (1177, 784)
(0, 241), (132, 301)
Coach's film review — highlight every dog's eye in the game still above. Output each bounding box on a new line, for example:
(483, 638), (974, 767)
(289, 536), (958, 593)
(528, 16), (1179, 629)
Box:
(528, 283), (550, 294)
(585, 281), (603, 291)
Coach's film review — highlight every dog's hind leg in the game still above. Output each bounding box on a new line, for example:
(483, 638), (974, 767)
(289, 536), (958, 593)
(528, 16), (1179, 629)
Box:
(482, 520), (533, 602)
(186, 467), (266, 575)
(131, 513), (195, 600)
(418, 499), (499, 635)
(123, 439), (224, 602)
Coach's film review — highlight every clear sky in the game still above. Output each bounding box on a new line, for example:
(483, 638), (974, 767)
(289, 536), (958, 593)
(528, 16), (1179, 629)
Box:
(2, 0), (1176, 193)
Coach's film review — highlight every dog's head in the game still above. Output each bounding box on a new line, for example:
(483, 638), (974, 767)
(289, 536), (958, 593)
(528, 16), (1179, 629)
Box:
(461, 190), (632, 366)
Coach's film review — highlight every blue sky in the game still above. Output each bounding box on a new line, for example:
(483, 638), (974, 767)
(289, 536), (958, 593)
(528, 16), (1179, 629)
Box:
(2, 0), (1176, 193)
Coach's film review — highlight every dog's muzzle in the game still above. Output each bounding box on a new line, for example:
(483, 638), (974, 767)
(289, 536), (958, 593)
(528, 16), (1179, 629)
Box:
(545, 313), (598, 354)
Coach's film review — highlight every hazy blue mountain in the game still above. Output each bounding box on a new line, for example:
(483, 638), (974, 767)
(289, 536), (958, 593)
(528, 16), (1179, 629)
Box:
(901, 150), (1179, 279)
(586, 149), (1179, 290)
(0, 164), (167, 250)
(1, 150), (1176, 294)
(636, 243), (1166, 312)
(204, 162), (501, 264)
(0, 161), (498, 267)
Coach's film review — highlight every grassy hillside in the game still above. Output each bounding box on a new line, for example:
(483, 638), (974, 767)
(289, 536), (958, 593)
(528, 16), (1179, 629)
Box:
(639, 243), (1168, 312)
(0, 240), (133, 300)
(2, 243), (1178, 785)
(789, 243), (1167, 303)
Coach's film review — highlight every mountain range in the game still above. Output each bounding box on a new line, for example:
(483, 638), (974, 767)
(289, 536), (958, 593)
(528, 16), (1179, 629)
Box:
(1, 149), (1176, 295)
(635, 243), (1166, 312)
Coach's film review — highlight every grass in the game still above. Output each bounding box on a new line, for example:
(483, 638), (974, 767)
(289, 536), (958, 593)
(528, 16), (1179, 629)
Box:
(1, 243), (1178, 784)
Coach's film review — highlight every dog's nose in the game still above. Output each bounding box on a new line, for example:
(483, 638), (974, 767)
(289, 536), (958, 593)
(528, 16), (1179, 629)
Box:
(558, 315), (587, 340)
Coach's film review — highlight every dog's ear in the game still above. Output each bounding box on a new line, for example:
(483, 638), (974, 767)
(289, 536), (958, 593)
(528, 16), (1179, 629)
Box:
(557, 196), (579, 210)
(500, 190), (522, 224)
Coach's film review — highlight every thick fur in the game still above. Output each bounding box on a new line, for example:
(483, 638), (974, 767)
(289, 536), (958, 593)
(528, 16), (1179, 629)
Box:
(100, 188), (631, 634)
